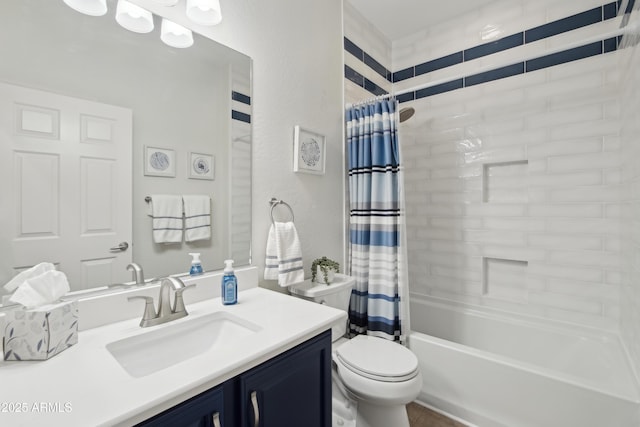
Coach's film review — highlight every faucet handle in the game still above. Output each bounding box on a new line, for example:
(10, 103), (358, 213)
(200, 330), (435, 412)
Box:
(128, 296), (157, 324)
(173, 284), (196, 315)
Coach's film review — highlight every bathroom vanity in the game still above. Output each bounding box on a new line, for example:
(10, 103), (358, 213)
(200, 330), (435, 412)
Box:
(138, 330), (331, 427)
(0, 271), (344, 427)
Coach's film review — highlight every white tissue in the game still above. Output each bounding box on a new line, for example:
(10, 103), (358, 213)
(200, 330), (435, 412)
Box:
(3, 262), (55, 292)
(8, 270), (70, 309)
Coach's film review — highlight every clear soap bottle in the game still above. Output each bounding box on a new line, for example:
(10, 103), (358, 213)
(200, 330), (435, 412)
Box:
(221, 259), (237, 305)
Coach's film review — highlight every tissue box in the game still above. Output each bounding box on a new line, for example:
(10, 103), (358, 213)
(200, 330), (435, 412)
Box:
(3, 301), (78, 361)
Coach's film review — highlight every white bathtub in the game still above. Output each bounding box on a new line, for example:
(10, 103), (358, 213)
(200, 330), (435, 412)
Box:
(408, 294), (640, 427)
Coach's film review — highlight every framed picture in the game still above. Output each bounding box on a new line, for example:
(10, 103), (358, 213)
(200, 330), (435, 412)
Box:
(293, 126), (325, 175)
(144, 146), (175, 177)
(188, 152), (215, 180)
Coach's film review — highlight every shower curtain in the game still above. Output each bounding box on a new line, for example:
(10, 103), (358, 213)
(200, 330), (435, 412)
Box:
(346, 98), (409, 343)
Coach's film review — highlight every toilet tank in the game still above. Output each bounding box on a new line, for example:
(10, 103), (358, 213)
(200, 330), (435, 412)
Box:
(288, 274), (355, 340)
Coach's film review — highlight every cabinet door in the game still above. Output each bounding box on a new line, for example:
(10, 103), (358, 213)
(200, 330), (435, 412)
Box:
(136, 384), (226, 427)
(239, 330), (332, 427)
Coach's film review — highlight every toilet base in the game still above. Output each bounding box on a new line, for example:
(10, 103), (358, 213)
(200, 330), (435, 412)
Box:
(355, 400), (410, 427)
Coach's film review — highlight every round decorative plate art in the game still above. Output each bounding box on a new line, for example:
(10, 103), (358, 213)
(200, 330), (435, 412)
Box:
(189, 152), (214, 180)
(293, 125), (325, 175)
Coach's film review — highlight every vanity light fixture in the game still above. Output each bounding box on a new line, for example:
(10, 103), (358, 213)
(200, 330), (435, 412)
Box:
(160, 18), (194, 48)
(116, 0), (154, 33)
(62, 0), (107, 16)
(186, 0), (222, 26)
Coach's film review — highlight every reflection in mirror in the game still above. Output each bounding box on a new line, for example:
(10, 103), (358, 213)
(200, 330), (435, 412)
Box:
(0, 0), (251, 300)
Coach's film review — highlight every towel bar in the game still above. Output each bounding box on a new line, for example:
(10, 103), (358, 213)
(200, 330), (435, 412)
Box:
(268, 197), (294, 224)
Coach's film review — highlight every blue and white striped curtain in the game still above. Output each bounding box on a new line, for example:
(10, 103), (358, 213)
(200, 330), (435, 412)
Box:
(346, 99), (409, 343)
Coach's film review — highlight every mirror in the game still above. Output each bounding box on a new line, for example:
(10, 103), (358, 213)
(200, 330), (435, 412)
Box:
(0, 0), (251, 299)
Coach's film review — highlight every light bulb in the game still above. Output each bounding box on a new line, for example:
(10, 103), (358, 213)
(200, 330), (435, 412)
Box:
(63, 0), (108, 16)
(160, 19), (194, 48)
(116, 0), (154, 34)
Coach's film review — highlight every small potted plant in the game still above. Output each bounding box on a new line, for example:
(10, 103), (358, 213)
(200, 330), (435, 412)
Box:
(311, 256), (340, 284)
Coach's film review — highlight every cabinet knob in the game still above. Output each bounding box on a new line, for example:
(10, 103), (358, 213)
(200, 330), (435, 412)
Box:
(212, 412), (221, 427)
(250, 391), (260, 427)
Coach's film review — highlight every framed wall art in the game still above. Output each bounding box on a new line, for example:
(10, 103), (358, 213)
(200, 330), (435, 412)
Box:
(293, 125), (325, 175)
(144, 146), (175, 177)
(188, 152), (215, 180)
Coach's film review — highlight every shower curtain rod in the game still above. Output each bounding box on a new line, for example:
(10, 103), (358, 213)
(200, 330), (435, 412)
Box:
(346, 93), (395, 109)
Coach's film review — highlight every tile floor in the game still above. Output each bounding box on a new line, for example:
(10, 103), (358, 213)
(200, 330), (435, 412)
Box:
(407, 402), (467, 427)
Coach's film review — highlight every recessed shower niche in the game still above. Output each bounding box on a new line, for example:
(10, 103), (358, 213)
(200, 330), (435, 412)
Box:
(482, 160), (529, 203)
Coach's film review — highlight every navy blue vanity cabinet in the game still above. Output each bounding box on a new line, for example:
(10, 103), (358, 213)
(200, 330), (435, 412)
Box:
(136, 330), (331, 427)
(136, 382), (231, 427)
(239, 330), (332, 427)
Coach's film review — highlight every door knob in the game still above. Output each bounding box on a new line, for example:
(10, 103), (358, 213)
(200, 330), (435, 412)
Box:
(109, 241), (129, 252)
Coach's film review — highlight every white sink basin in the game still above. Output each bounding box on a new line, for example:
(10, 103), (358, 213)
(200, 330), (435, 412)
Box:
(106, 312), (260, 378)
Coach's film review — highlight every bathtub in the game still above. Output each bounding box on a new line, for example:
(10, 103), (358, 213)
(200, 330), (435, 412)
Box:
(408, 294), (640, 427)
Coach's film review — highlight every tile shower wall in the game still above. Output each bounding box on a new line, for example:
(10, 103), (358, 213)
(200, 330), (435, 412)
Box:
(343, 2), (392, 105)
(619, 6), (640, 382)
(396, 0), (623, 331)
(344, 0), (628, 332)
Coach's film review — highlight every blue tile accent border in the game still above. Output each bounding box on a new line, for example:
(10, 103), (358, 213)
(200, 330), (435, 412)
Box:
(345, 65), (389, 96)
(525, 42), (602, 72)
(525, 7), (602, 44)
(232, 91), (251, 105)
(345, 2), (620, 100)
(415, 79), (463, 99)
(344, 37), (391, 82)
(465, 63), (524, 87)
(232, 110), (251, 123)
(415, 52), (463, 78)
(464, 33), (524, 61)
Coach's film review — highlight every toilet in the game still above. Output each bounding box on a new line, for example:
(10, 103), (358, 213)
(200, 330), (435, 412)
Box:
(289, 274), (422, 427)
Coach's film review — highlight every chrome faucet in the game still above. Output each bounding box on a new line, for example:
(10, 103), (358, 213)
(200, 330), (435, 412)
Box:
(128, 277), (195, 328)
(126, 263), (145, 285)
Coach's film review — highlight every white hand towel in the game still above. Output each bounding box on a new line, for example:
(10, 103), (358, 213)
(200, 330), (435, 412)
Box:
(274, 221), (304, 286)
(264, 224), (278, 280)
(183, 195), (211, 242)
(147, 195), (183, 244)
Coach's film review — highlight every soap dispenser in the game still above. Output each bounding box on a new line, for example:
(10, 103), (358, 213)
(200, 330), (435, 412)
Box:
(221, 259), (237, 305)
(189, 253), (203, 276)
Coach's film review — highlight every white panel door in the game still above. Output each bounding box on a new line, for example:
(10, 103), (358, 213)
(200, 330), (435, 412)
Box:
(0, 82), (132, 291)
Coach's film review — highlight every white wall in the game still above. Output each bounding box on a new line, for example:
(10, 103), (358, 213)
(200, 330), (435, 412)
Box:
(133, 0), (346, 291)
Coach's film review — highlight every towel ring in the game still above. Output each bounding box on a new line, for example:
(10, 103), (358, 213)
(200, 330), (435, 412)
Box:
(269, 197), (294, 224)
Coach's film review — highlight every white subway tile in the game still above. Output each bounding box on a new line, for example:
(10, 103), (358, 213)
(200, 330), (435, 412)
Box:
(528, 262), (603, 283)
(528, 233), (603, 251)
(549, 185), (621, 202)
(548, 250), (620, 268)
(529, 204), (603, 218)
(465, 203), (527, 217)
(431, 217), (484, 230)
(527, 104), (603, 130)
(527, 138), (602, 159)
(546, 218), (619, 235)
(529, 290), (602, 314)
(464, 229), (527, 246)
(547, 151), (620, 172)
(483, 218), (546, 232)
(527, 171), (603, 188)
(482, 244), (549, 262)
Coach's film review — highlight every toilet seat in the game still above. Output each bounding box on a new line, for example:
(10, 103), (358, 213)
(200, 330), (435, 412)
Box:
(335, 335), (419, 382)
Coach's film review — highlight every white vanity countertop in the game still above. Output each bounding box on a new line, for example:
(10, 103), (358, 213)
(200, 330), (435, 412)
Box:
(0, 287), (345, 427)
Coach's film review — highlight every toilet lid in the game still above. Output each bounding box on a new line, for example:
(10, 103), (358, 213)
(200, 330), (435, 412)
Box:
(335, 335), (418, 382)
